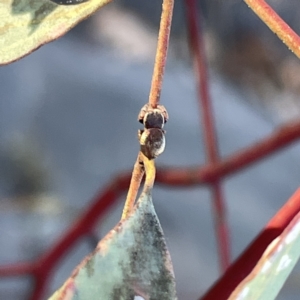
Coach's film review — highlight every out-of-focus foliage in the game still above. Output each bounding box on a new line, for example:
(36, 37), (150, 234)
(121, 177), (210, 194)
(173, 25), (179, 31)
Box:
(229, 212), (300, 300)
(0, 0), (112, 65)
(49, 192), (177, 300)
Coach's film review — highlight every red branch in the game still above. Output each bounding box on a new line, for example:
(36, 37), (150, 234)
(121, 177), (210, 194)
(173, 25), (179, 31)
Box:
(0, 262), (34, 277)
(201, 188), (300, 299)
(185, 0), (230, 272)
(156, 120), (300, 186)
(244, 0), (300, 59)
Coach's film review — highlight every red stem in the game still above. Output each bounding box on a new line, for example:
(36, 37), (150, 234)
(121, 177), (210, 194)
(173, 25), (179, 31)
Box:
(211, 184), (230, 271)
(186, 0), (229, 271)
(155, 120), (300, 186)
(0, 262), (34, 277)
(36, 178), (127, 267)
(148, 0), (174, 108)
(245, 0), (300, 59)
(0, 175), (130, 299)
(201, 188), (300, 299)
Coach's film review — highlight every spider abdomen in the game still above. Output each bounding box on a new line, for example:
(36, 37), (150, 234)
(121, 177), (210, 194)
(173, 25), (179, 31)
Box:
(140, 128), (165, 159)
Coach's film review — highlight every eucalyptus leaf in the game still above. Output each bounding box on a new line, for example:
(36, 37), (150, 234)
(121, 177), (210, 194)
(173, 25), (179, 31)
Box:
(0, 0), (112, 65)
(49, 192), (177, 300)
(229, 212), (300, 300)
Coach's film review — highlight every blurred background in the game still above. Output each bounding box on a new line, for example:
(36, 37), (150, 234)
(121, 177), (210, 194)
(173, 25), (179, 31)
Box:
(1, 0), (300, 299)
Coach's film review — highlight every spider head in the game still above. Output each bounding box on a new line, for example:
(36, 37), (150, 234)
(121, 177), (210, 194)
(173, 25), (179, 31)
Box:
(138, 104), (168, 129)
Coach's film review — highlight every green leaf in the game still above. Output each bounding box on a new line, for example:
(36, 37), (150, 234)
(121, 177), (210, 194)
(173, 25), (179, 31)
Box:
(229, 212), (300, 300)
(0, 0), (112, 65)
(49, 192), (177, 300)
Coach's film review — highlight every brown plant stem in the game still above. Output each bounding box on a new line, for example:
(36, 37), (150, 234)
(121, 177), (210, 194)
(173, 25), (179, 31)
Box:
(141, 153), (156, 195)
(244, 0), (300, 59)
(148, 0), (174, 108)
(121, 152), (144, 219)
(122, 0), (174, 218)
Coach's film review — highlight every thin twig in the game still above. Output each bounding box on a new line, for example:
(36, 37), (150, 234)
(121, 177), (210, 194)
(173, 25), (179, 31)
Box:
(141, 153), (156, 195)
(155, 119), (300, 186)
(185, 0), (230, 271)
(122, 0), (174, 218)
(148, 0), (174, 108)
(122, 152), (157, 220)
(244, 0), (300, 59)
(121, 153), (144, 220)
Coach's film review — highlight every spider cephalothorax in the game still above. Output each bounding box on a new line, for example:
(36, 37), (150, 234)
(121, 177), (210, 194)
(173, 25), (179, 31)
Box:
(138, 104), (169, 129)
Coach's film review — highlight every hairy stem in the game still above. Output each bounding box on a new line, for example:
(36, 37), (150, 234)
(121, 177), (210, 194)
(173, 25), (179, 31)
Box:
(121, 153), (144, 220)
(141, 153), (156, 195)
(148, 0), (174, 108)
(245, 0), (300, 59)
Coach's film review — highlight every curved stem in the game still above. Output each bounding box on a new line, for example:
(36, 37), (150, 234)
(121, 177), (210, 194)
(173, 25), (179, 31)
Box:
(141, 154), (156, 195)
(121, 153), (144, 220)
(202, 188), (300, 300)
(148, 0), (174, 108)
